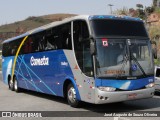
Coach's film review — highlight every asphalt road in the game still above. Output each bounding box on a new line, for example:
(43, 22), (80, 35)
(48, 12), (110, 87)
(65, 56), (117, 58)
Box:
(0, 73), (160, 120)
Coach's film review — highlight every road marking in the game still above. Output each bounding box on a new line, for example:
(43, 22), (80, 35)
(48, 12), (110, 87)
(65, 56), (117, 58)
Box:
(114, 117), (130, 120)
(114, 117), (119, 120)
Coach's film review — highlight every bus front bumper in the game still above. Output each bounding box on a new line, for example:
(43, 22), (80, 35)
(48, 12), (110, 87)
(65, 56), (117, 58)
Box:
(95, 87), (155, 104)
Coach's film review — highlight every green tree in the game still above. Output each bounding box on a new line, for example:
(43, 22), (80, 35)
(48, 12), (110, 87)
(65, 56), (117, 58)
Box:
(113, 7), (129, 15)
(136, 4), (146, 19)
(145, 6), (154, 15)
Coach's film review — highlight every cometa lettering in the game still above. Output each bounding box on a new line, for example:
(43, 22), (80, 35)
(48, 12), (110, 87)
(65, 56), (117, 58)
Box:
(30, 56), (49, 66)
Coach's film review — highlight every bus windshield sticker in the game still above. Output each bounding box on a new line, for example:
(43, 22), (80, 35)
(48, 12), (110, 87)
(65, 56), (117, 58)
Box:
(102, 38), (108, 47)
(132, 64), (137, 71)
(105, 70), (125, 75)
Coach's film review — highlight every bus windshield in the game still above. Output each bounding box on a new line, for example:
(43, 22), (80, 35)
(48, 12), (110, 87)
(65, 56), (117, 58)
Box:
(91, 19), (148, 37)
(95, 39), (154, 79)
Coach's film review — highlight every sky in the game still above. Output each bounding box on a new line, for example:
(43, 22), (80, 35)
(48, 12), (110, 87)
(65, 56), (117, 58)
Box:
(0, 0), (153, 25)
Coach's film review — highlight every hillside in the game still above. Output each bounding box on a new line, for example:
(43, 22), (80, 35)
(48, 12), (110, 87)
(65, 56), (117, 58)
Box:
(0, 13), (76, 38)
(0, 13), (76, 49)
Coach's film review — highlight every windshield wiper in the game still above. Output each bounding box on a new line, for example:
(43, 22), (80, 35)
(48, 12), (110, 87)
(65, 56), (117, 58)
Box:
(131, 54), (147, 77)
(116, 54), (129, 79)
(116, 53), (147, 78)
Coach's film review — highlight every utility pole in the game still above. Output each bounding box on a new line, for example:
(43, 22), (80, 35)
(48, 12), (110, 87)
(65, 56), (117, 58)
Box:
(108, 4), (114, 14)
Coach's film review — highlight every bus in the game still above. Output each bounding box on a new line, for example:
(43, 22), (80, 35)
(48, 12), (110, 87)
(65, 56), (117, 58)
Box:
(2, 15), (155, 107)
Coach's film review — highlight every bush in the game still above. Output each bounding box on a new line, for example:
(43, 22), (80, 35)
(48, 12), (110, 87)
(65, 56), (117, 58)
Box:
(154, 58), (160, 66)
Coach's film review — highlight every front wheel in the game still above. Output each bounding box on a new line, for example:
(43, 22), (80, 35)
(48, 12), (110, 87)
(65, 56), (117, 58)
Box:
(67, 83), (80, 107)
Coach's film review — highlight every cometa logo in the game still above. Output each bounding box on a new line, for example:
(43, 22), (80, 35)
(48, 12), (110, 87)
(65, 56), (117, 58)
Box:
(30, 56), (49, 66)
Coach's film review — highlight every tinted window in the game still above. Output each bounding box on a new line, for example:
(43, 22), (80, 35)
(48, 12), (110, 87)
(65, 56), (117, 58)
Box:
(73, 20), (93, 76)
(2, 38), (23, 57)
(21, 36), (34, 54)
(44, 23), (72, 50)
(91, 19), (148, 37)
(2, 43), (10, 57)
(59, 23), (72, 49)
(2, 22), (72, 57)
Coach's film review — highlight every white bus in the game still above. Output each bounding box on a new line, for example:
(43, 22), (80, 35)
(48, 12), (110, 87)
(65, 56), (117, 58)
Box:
(2, 15), (155, 107)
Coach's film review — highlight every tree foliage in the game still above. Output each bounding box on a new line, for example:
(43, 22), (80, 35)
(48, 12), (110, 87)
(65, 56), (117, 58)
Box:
(149, 25), (160, 39)
(113, 5), (154, 19)
(113, 7), (129, 15)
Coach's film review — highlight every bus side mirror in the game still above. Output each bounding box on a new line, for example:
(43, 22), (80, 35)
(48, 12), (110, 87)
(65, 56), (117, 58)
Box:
(151, 41), (157, 59)
(90, 39), (96, 55)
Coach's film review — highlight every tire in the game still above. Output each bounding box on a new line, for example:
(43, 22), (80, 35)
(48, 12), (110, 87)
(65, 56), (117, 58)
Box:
(13, 77), (20, 93)
(9, 79), (14, 91)
(67, 83), (80, 107)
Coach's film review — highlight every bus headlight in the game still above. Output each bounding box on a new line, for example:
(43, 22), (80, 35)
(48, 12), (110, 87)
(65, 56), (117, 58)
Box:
(98, 87), (116, 92)
(145, 83), (155, 88)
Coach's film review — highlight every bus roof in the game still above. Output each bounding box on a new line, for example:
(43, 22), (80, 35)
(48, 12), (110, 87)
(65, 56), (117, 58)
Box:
(3, 15), (143, 43)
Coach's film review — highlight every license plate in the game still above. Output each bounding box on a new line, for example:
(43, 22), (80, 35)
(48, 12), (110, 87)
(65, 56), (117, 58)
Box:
(128, 93), (137, 99)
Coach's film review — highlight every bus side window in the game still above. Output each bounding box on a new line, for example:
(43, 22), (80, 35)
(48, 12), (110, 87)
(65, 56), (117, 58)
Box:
(28, 38), (33, 53)
(32, 32), (46, 52)
(2, 43), (11, 57)
(73, 20), (92, 76)
(45, 23), (72, 50)
(23, 40), (29, 54)
(30, 35), (38, 53)
(11, 39), (21, 56)
(67, 32), (72, 49)
(58, 23), (72, 50)
(21, 37), (34, 54)
(73, 21), (89, 42)
(2, 43), (6, 57)
(45, 29), (59, 50)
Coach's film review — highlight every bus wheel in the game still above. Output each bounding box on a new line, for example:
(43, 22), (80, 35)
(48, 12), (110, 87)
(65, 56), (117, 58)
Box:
(9, 79), (14, 91)
(67, 83), (80, 107)
(13, 77), (20, 92)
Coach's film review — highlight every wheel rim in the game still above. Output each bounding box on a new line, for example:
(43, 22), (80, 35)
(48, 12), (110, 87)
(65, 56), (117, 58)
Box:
(9, 80), (13, 88)
(14, 79), (18, 90)
(68, 87), (76, 103)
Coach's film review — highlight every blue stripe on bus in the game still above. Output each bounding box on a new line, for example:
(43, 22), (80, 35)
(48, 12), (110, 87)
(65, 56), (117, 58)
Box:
(2, 50), (81, 100)
(18, 56), (56, 95)
(89, 15), (142, 21)
(17, 55), (39, 91)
